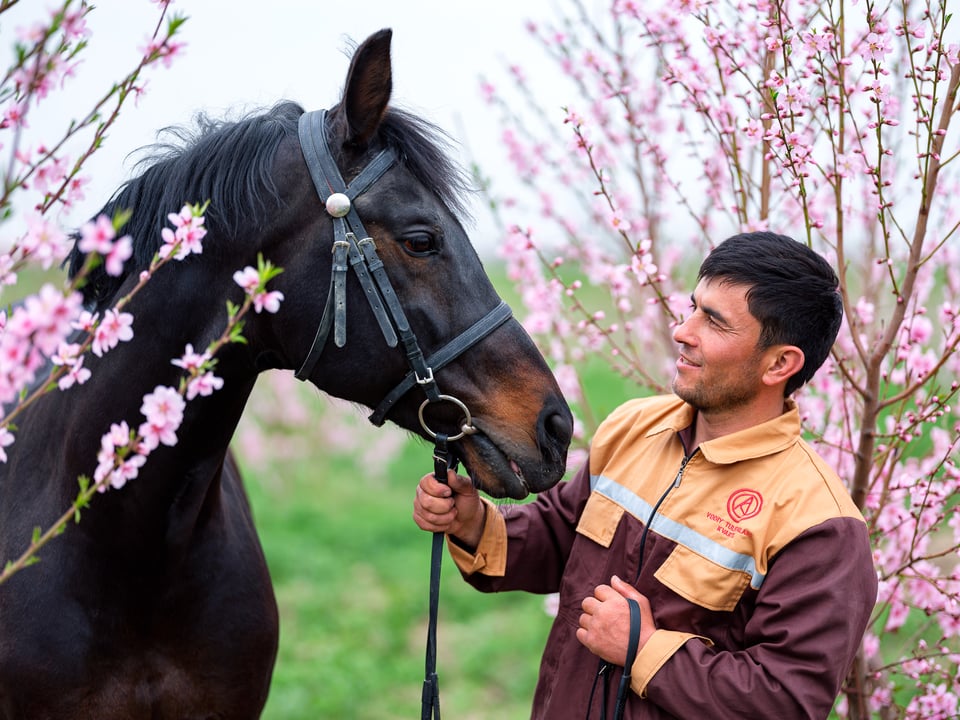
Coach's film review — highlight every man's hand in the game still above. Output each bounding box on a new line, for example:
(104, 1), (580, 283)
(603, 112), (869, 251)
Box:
(577, 575), (656, 666)
(412, 469), (485, 550)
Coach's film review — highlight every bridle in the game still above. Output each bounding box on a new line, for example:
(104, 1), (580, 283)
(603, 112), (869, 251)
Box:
(294, 109), (512, 437)
(295, 108), (510, 719)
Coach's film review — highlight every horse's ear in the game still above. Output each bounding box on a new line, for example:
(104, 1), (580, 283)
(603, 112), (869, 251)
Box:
(341, 28), (393, 147)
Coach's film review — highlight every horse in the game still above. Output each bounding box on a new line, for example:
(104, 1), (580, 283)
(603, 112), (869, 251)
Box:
(0, 28), (573, 719)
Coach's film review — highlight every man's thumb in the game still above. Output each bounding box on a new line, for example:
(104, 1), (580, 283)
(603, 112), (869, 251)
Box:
(446, 470), (477, 495)
(611, 575), (642, 599)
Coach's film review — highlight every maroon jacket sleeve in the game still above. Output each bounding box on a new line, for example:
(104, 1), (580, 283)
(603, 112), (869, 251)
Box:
(643, 516), (877, 719)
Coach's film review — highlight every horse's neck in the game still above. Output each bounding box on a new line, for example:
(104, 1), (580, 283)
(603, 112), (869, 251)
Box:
(6, 279), (260, 534)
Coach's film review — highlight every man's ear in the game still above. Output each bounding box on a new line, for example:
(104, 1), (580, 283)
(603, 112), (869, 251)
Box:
(762, 345), (805, 388)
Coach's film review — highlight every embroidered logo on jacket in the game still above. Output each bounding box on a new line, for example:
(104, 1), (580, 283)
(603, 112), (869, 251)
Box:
(727, 488), (763, 522)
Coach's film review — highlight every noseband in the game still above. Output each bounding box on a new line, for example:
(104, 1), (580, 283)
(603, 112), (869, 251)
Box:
(294, 109), (512, 437)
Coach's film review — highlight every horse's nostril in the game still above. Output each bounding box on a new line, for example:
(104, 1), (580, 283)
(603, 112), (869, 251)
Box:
(540, 402), (574, 452)
(547, 411), (574, 446)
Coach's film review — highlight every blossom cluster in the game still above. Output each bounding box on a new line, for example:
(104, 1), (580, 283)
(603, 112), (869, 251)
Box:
(89, 238), (285, 494)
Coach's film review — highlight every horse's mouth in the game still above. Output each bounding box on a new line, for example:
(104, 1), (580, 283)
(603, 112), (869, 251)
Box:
(508, 459), (529, 492)
(456, 429), (535, 500)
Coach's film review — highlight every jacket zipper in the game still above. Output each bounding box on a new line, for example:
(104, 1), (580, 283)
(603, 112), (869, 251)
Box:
(634, 449), (698, 583)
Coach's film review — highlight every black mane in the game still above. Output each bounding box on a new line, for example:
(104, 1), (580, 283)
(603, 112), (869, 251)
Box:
(68, 102), (472, 310)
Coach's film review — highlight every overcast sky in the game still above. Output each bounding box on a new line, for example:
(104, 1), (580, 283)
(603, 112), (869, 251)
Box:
(2, 0), (568, 249)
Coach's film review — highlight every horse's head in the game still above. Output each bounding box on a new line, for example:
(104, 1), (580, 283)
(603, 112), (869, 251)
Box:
(257, 29), (572, 498)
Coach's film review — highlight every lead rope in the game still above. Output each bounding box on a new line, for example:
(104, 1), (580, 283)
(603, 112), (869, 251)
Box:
(421, 432), (451, 720)
(587, 460), (685, 720)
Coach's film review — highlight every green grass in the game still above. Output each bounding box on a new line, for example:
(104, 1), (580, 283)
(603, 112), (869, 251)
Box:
(241, 423), (555, 720)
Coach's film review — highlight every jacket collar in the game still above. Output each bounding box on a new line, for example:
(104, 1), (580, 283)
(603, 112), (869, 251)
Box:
(651, 396), (801, 465)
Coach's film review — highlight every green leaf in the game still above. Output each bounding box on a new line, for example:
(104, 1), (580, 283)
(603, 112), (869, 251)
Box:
(112, 207), (133, 232)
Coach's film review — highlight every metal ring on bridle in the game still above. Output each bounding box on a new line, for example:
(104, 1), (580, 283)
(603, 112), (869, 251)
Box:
(418, 395), (477, 442)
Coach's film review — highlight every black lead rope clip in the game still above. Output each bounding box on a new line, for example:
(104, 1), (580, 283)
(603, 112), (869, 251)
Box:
(421, 432), (451, 720)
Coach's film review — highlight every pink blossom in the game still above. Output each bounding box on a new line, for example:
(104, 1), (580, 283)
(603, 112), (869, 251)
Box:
(479, 80), (496, 103)
(21, 214), (68, 270)
(91, 309), (133, 357)
(171, 343), (210, 373)
(77, 217), (126, 271)
(861, 31), (892, 61)
(939, 602), (960, 639)
(91, 309), (134, 357)
(3, 102), (27, 129)
(800, 29), (834, 54)
(854, 297), (875, 324)
(94, 421), (143, 491)
(232, 266), (260, 293)
(71, 310), (97, 333)
(252, 289), (284, 314)
(59, 357), (91, 390)
(52, 342), (91, 390)
(185, 371), (224, 400)
(7, 284), (82, 357)
(906, 315), (933, 344)
(78, 215), (116, 255)
(103, 235), (132, 276)
(0, 427), (14, 463)
(908, 683), (959, 718)
(233, 265), (284, 313)
(159, 205), (207, 260)
(140, 385), (185, 428)
(138, 385), (185, 451)
(139, 37), (186, 69)
(543, 592), (560, 617)
(65, 176), (87, 207)
(742, 118), (764, 146)
(0, 255), (16, 287)
(835, 151), (866, 180)
(32, 155), (68, 195)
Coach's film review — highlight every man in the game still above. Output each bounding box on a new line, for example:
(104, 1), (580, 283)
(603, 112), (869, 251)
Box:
(413, 231), (877, 719)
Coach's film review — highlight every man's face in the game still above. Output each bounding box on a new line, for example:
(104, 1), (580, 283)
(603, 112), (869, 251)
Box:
(671, 277), (767, 413)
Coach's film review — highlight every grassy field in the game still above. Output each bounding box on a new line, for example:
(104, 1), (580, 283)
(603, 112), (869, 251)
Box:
(239, 393), (558, 720)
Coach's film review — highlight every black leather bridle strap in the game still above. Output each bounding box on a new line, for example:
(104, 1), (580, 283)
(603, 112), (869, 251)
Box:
(421, 433), (451, 720)
(358, 237), (441, 404)
(295, 109), (400, 380)
(368, 301), (513, 426)
(298, 109), (395, 202)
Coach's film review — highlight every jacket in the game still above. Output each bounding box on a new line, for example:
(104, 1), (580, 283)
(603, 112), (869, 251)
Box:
(447, 395), (877, 719)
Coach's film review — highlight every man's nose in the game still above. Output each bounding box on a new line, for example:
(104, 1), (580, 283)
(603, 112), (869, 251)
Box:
(672, 314), (696, 345)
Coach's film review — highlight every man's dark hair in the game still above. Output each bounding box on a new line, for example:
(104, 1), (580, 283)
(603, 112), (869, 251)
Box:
(698, 231), (843, 396)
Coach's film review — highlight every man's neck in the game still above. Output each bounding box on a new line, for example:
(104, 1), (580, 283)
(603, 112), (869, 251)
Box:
(688, 398), (789, 449)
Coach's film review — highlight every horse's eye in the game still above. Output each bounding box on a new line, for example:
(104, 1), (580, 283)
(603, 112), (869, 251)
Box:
(401, 233), (439, 257)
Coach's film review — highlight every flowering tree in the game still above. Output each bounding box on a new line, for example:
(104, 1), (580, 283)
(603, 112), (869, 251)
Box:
(0, 2), (286, 583)
(478, 0), (959, 716)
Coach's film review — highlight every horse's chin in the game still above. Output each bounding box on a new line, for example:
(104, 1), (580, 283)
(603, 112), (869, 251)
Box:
(456, 432), (563, 500)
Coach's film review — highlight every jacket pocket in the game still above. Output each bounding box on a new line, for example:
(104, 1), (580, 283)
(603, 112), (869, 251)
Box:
(575, 491), (625, 547)
(654, 543), (750, 612)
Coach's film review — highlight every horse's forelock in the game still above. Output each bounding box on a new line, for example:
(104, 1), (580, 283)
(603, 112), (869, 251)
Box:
(378, 108), (474, 222)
